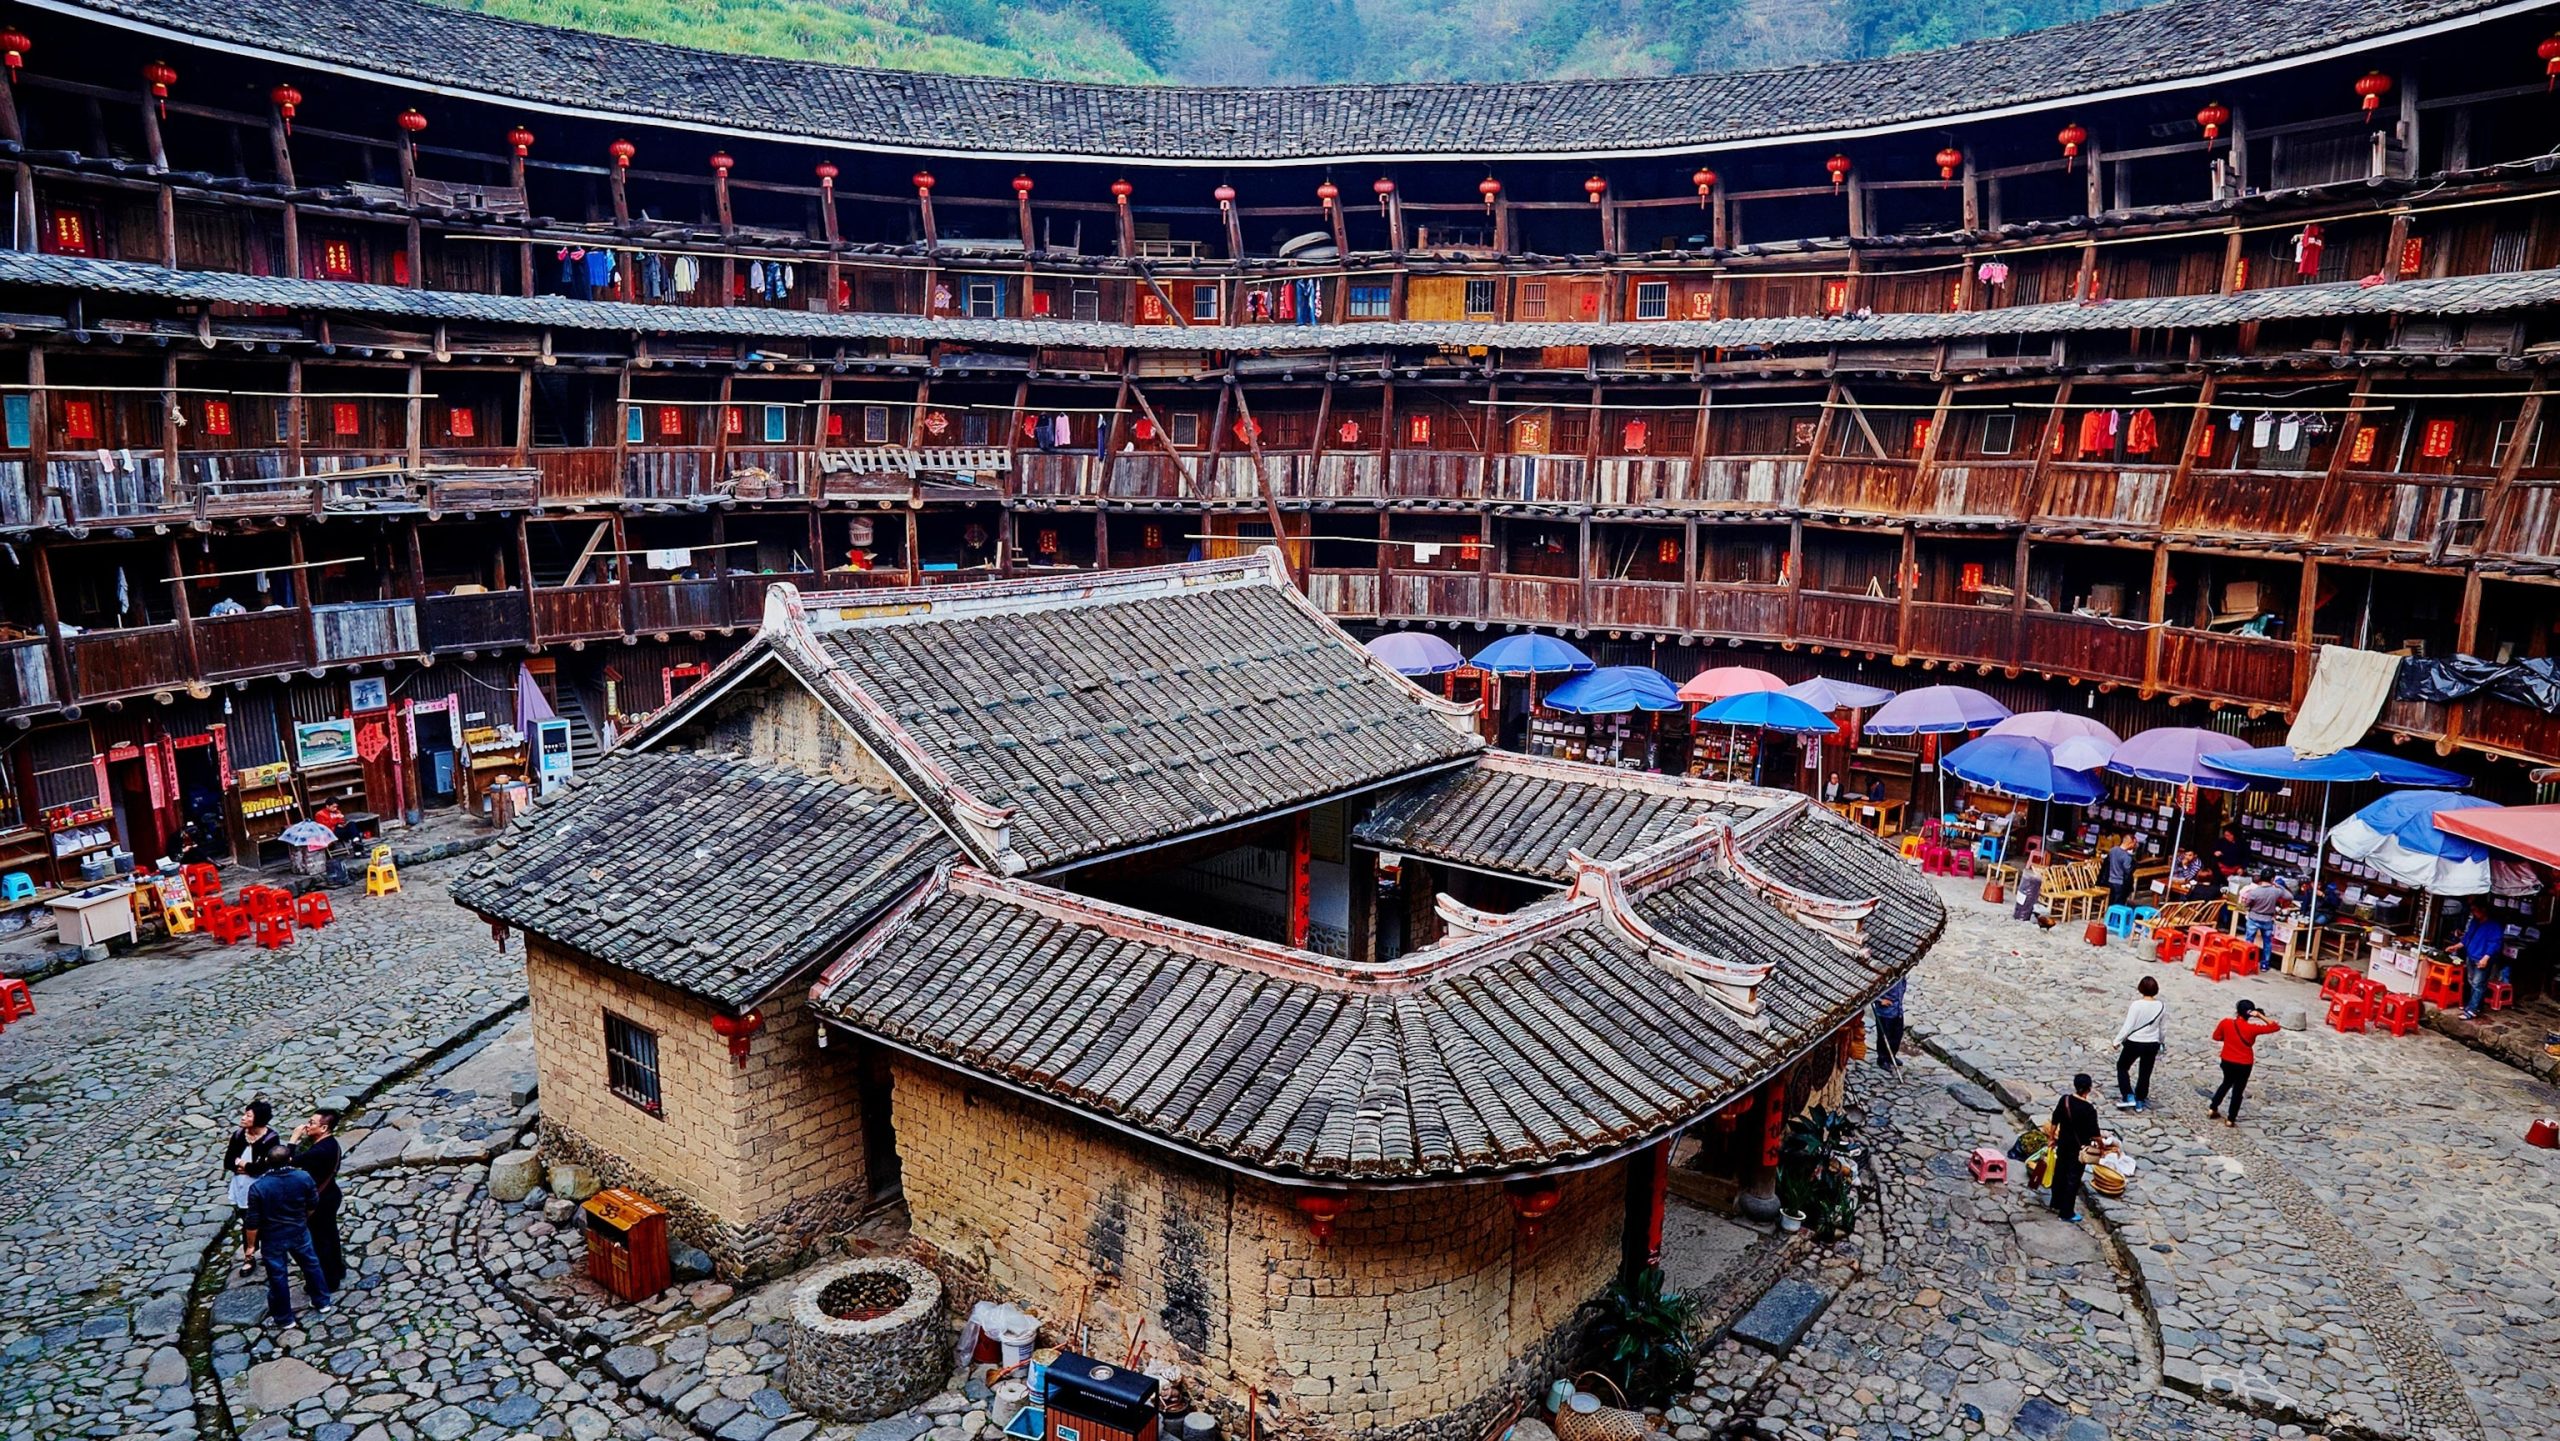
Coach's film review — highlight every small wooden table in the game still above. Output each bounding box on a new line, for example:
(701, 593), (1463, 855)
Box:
(1848, 799), (1907, 838)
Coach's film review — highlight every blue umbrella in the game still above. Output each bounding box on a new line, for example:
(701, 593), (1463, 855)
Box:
(2330, 792), (2498, 904)
(1364, 632), (1464, 677)
(1542, 665), (1684, 715)
(1944, 734), (2104, 876)
(1697, 690), (1840, 785)
(2201, 746), (2471, 919)
(1471, 633), (1596, 676)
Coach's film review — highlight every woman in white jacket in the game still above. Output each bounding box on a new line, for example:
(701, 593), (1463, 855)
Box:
(2114, 975), (2165, 1111)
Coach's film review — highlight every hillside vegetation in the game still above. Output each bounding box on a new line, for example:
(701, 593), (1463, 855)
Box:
(434, 0), (2147, 85)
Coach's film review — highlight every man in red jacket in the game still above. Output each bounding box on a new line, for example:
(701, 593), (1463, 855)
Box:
(2207, 998), (2283, 1126)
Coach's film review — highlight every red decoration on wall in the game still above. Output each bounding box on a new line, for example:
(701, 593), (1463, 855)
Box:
(1372, 176), (1394, 215)
(1213, 183), (1237, 213)
(1621, 419), (1648, 453)
(202, 400), (232, 436)
(332, 402), (360, 435)
(48, 209), (88, 255)
(396, 108), (427, 135)
(724, 406), (746, 436)
(609, 139), (636, 169)
(448, 406), (475, 440)
(2541, 35), (2560, 89)
(1405, 413), (1431, 445)
(2349, 426), (2379, 464)
(824, 410), (845, 439)
(1822, 278), (1850, 315)
(1011, 174), (1034, 196)
(1825, 153), (1851, 189)
(1231, 417), (1261, 447)
(2398, 236), (2424, 277)
(1316, 179), (1339, 209)
(1692, 167), (1716, 206)
(1504, 1178), (1562, 1249)
(920, 409), (950, 438)
(1336, 419), (1361, 445)
(388, 250), (410, 286)
(911, 170), (934, 194)
(1294, 1191), (1352, 1242)
(270, 84), (302, 134)
(1582, 175), (1607, 203)
(1141, 523), (1165, 549)
(61, 400), (95, 440)
(1036, 527), (1059, 555)
(1911, 417), (1934, 456)
(708, 151), (734, 178)
(657, 406), (683, 437)
(508, 125), (535, 157)
(2421, 418), (2458, 459)
(1131, 417), (1156, 443)
(1656, 537), (1679, 565)
(1960, 562), (1985, 593)
(708, 1009), (763, 1068)
(1110, 178), (1132, 206)
(1478, 176), (1501, 210)
(1934, 146), (1963, 184)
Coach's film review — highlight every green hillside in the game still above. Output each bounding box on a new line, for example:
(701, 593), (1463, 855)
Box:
(432, 0), (2147, 86)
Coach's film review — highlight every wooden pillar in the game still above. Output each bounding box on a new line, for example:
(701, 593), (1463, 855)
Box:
(513, 366), (534, 468)
(159, 353), (181, 496)
(284, 356), (306, 485)
(0, 71), (35, 250)
(713, 160), (736, 308)
(508, 148), (531, 296)
(397, 127), (423, 287)
(138, 87), (176, 267)
(817, 168), (842, 313)
(1895, 525), (1917, 658)
(611, 364), (632, 501)
(404, 361), (425, 475)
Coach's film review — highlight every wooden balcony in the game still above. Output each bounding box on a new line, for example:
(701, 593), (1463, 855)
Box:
(1694, 586), (1790, 639)
(1588, 579), (1683, 631)
(1488, 573), (1581, 627)
(1385, 452), (1483, 502)
(1489, 456), (1590, 505)
(2320, 471), (2491, 556)
(1907, 601), (2013, 665)
(2488, 479), (2560, 562)
(628, 579), (737, 633)
(2167, 469), (2324, 539)
(1804, 458), (1923, 516)
(2021, 612), (2147, 684)
(625, 449), (729, 502)
(2461, 695), (2560, 760)
(1305, 570), (1380, 618)
(51, 455), (188, 524)
(0, 636), (56, 712)
(530, 585), (623, 642)
(1924, 461), (2035, 522)
(1591, 458), (1692, 509)
(1798, 592), (1897, 651)
(2038, 463), (2172, 531)
(727, 573), (813, 621)
(421, 590), (532, 653)
(1382, 571), (1484, 620)
(194, 609), (309, 679)
(1691, 457), (1805, 511)
(2157, 627), (2296, 708)
(2375, 695), (2449, 739)
(312, 600), (419, 664)
(1011, 452), (1095, 498)
(64, 625), (188, 700)
(535, 449), (621, 505)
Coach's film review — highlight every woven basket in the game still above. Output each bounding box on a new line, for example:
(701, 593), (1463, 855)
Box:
(1554, 1373), (1652, 1441)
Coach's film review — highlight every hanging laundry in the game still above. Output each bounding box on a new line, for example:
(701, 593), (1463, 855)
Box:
(583, 249), (613, 292)
(2228, 412), (2244, 432)
(749, 260), (766, 295)
(2293, 222), (2325, 278)
(2125, 408), (2159, 455)
(114, 566), (128, 616)
(2077, 410), (2109, 453)
(672, 255), (699, 293)
(2276, 415), (2302, 450)
(1621, 419), (1648, 453)
(2251, 413), (2275, 448)
(1976, 260), (2009, 287)
(1276, 283), (1295, 322)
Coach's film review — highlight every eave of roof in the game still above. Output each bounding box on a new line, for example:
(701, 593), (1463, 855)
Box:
(34, 0), (2537, 165)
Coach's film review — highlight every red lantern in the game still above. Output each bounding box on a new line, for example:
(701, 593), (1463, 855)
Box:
(1372, 176), (1394, 214)
(1293, 1190), (1352, 1242)
(709, 151), (733, 177)
(1934, 146), (1963, 183)
(1011, 173), (1034, 196)
(270, 83), (302, 134)
(1504, 1177), (1562, 1249)
(2057, 122), (2087, 169)
(815, 160), (838, 189)
(397, 108), (427, 136)
(142, 60), (176, 117)
(1692, 166), (1716, 206)
(1316, 179), (1339, 208)
(2541, 36), (2560, 90)
(1478, 175), (1501, 210)
(1213, 182), (1236, 212)
(0, 27), (30, 80)
(2356, 70), (2393, 120)
(912, 169), (935, 194)
(1825, 153), (1851, 189)
(508, 125), (535, 157)
(2196, 102), (2230, 142)
(1110, 177), (1132, 206)
(609, 139), (636, 169)
(708, 1009), (764, 1068)
(1582, 174), (1607, 203)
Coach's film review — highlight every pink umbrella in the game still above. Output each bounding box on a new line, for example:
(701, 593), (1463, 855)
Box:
(1678, 666), (1783, 705)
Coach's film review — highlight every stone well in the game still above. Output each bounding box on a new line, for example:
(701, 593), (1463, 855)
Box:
(784, 1257), (949, 1421)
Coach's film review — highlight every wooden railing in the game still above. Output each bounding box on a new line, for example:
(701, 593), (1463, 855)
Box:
(2462, 695), (2560, 759)
(1907, 601), (2013, 665)
(193, 609), (309, 679)
(2158, 628), (2296, 707)
(1691, 456), (1806, 510)
(0, 636), (55, 712)
(535, 449), (621, 504)
(1591, 458), (1693, 509)
(1488, 573), (1581, 627)
(52, 455), (186, 523)
(63, 625), (188, 700)
(1305, 570), (1380, 617)
(1798, 592), (1898, 650)
(1382, 571), (1485, 619)
(1804, 458), (1922, 515)
(2021, 612), (2147, 683)
(1385, 452), (1482, 501)
(2375, 695), (2448, 739)
(2039, 463), (2173, 531)
(312, 599), (418, 663)
(1694, 586), (1790, 639)
(1924, 461), (2036, 521)
(1490, 456), (1590, 505)
(2168, 469), (2325, 538)
(420, 590), (532, 652)
(628, 579), (734, 633)
(531, 586), (623, 640)
(2321, 471), (2491, 554)
(1588, 579), (1683, 631)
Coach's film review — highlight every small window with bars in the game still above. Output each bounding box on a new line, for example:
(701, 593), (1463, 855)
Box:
(1635, 281), (1670, 320)
(1170, 412), (1201, 447)
(862, 405), (891, 443)
(1347, 285), (1392, 318)
(1464, 279), (1498, 318)
(1518, 281), (1548, 319)
(604, 1014), (663, 1116)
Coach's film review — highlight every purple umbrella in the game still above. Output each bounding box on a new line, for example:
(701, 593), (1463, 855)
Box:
(1866, 685), (2013, 820)
(1783, 676), (1897, 713)
(1989, 711), (2122, 749)
(1364, 631), (1465, 677)
(2106, 727), (2258, 898)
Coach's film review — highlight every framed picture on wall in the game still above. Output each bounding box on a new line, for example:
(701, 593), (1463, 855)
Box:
(293, 719), (358, 770)
(348, 677), (389, 712)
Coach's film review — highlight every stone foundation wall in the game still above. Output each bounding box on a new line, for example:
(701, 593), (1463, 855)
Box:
(524, 940), (870, 1278)
(889, 1060), (1625, 1441)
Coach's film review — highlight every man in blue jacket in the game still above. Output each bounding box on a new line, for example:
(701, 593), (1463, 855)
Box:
(244, 1142), (332, 1326)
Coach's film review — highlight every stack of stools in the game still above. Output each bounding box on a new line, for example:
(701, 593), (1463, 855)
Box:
(241, 885), (297, 950)
(2195, 933), (2255, 982)
(366, 846), (401, 897)
(2420, 958), (2465, 1010)
(2322, 966), (2377, 1033)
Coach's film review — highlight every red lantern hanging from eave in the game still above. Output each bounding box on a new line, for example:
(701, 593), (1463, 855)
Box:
(1934, 146), (1963, 184)
(1504, 1177), (1563, 1249)
(1315, 178), (1339, 209)
(911, 169), (935, 195)
(142, 59), (176, 118)
(397, 108), (428, 137)
(1478, 175), (1502, 211)
(1692, 166), (1716, 206)
(815, 160), (838, 191)
(508, 125), (535, 158)
(1294, 1190), (1353, 1242)
(709, 151), (734, 178)
(707, 1008), (764, 1068)
(1825, 153), (1852, 190)
(2057, 122), (2088, 170)
(1372, 176), (1395, 215)
(1582, 174), (1607, 203)
(269, 83), (302, 135)
(1011, 173), (1034, 196)
(0, 27), (31, 81)
(2539, 35), (2560, 90)
(1213, 182), (1236, 213)
(609, 138), (636, 169)
(1110, 177), (1132, 207)
(2196, 101), (2230, 143)
(2356, 70), (2393, 120)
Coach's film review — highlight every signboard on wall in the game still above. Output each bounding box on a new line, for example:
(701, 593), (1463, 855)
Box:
(293, 719), (358, 769)
(349, 676), (389, 712)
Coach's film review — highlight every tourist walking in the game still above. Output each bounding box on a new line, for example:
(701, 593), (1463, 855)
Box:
(243, 1142), (332, 1326)
(2237, 873), (2294, 972)
(2047, 1074), (2102, 1223)
(292, 1108), (346, 1290)
(2207, 999), (2283, 1126)
(2113, 975), (2165, 1111)
(2101, 836), (2137, 911)
(221, 1099), (274, 1275)
(1872, 976), (1906, 1071)
(2456, 898), (2508, 1020)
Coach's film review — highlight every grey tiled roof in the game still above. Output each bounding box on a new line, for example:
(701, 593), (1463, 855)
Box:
(61, 0), (2500, 161)
(808, 797), (1927, 1181)
(1355, 751), (1760, 881)
(12, 249), (2556, 356)
(448, 748), (956, 1009)
(743, 556), (1482, 873)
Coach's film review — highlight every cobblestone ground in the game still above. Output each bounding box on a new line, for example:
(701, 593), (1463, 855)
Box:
(0, 858), (520, 1441)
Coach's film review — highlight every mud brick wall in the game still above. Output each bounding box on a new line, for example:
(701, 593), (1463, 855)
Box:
(688, 678), (912, 797)
(890, 1060), (1625, 1441)
(524, 939), (870, 1278)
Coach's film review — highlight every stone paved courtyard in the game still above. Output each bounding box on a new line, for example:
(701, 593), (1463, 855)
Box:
(5, 857), (2560, 1441)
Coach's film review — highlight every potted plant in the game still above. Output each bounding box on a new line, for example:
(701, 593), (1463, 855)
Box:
(1576, 1266), (1698, 1409)
(1778, 1107), (1862, 1241)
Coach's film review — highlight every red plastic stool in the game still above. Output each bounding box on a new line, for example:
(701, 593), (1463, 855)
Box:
(2326, 993), (2371, 1033)
(240, 885), (293, 923)
(2153, 928), (2187, 963)
(183, 862), (222, 905)
(2420, 960), (2465, 1009)
(1948, 849), (1977, 879)
(2371, 992), (2424, 1036)
(0, 977), (30, 1022)
(201, 901), (251, 946)
(2319, 966), (2363, 1005)
(1920, 843), (1948, 875)
(294, 891), (334, 929)
(252, 911), (294, 950)
(2489, 980), (2516, 1012)
(1967, 1147), (2009, 1183)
